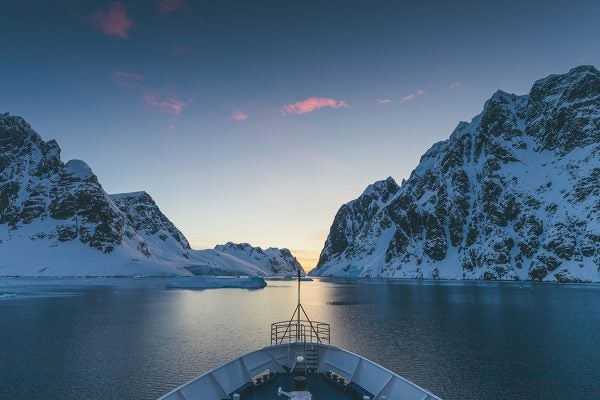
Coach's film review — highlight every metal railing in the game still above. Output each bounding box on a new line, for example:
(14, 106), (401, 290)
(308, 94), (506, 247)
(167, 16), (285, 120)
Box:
(271, 320), (330, 345)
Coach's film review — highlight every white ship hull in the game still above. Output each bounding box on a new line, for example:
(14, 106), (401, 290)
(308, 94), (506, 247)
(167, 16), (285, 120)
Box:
(158, 342), (442, 400)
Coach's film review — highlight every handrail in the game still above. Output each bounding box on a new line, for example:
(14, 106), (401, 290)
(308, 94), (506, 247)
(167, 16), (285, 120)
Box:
(270, 268), (331, 346)
(271, 320), (330, 345)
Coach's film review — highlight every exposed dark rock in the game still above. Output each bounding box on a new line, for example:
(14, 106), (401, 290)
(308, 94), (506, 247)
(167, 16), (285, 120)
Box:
(311, 66), (600, 282)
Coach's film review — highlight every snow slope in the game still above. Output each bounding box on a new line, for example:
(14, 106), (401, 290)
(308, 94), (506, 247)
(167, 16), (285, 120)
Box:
(0, 113), (299, 277)
(311, 66), (600, 282)
(214, 242), (306, 276)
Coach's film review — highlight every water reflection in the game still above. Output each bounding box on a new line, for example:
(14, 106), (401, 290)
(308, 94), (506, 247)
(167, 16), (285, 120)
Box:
(0, 278), (598, 400)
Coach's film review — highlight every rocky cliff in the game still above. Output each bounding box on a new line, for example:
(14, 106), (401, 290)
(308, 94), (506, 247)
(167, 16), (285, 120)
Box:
(311, 66), (600, 282)
(0, 113), (300, 276)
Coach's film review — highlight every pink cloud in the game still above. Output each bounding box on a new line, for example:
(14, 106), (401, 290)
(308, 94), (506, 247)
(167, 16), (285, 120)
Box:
(113, 71), (187, 116)
(377, 98), (392, 105)
(401, 89), (425, 103)
(91, 3), (134, 39)
(143, 93), (186, 115)
(157, 0), (190, 14)
(112, 71), (144, 88)
(449, 82), (462, 89)
(230, 111), (249, 122)
(282, 97), (348, 115)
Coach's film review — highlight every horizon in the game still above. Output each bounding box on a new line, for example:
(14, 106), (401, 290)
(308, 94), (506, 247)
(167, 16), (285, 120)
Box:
(1, 1), (599, 271)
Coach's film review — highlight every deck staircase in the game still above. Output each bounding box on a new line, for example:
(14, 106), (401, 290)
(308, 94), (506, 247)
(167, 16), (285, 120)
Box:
(305, 342), (319, 371)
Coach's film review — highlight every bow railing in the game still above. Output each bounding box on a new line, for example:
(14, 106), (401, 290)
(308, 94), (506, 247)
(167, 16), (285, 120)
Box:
(271, 320), (330, 345)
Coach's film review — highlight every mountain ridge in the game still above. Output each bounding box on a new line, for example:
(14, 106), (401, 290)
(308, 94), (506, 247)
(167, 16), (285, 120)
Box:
(310, 65), (600, 282)
(0, 114), (302, 277)
(214, 242), (305, 276)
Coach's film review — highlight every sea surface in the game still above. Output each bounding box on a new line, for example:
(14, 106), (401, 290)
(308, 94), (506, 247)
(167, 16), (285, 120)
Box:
(0, 277), (599, 400)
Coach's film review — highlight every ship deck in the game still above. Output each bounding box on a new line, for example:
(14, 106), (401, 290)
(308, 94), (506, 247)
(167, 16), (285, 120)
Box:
(158, 342), (442, 400)
(157, 277), (442, 400)
(236, 372), (369, 399)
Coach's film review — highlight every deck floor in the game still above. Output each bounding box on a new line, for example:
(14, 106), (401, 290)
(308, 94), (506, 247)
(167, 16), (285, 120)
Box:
(237, 373), (363, 399)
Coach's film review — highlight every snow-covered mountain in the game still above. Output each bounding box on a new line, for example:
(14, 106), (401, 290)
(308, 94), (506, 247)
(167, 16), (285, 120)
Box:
(214, 242), (305, 276)
(0, 113), (297, 277)
(110, 191), (192, 261)
(310, 66), (600, 282)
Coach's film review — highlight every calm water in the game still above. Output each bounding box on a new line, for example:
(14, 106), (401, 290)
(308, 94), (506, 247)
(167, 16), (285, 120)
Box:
(0, 278), (599, 400)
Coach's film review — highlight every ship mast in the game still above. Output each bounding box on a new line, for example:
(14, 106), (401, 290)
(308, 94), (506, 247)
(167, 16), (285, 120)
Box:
(297, 266), (301, 340)
(270, 265), (330, 346)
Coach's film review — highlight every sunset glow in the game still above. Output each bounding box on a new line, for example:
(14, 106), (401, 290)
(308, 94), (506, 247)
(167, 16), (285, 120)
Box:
(1, 0), (598, 272)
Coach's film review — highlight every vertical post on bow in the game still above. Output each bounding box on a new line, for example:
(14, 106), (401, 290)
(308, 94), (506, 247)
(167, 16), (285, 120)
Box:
(297, 266), (301, 341)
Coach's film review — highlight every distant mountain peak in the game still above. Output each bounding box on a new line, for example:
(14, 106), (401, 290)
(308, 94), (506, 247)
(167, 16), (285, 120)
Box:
(66, 160), (95, 180)
(110, 191), (192, 253)
(215, 242), (305, 276)
(0, 112), (29, 129)
(361, 176), (398, 197)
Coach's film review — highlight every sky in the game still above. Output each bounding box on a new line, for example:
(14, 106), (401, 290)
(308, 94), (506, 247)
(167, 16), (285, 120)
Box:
(0, 0), (599, 270)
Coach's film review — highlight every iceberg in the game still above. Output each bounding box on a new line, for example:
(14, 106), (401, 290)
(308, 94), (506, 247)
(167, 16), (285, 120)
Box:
(165, 276), (267, 290)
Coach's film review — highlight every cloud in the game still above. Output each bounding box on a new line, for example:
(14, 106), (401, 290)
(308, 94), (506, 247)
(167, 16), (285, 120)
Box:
(143, 93), (186, 115)
(282, 97), (348, 115)
(377, 98), (392, 105)
(230, 111), (249, 122)
(449, 82), (462, 89)
(113, 71), (187, 116)
(112, 71), (144, 88)
(157, 0), (190, 14)
(401, 89), (425, 103)
(91, 3), (134, 39)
